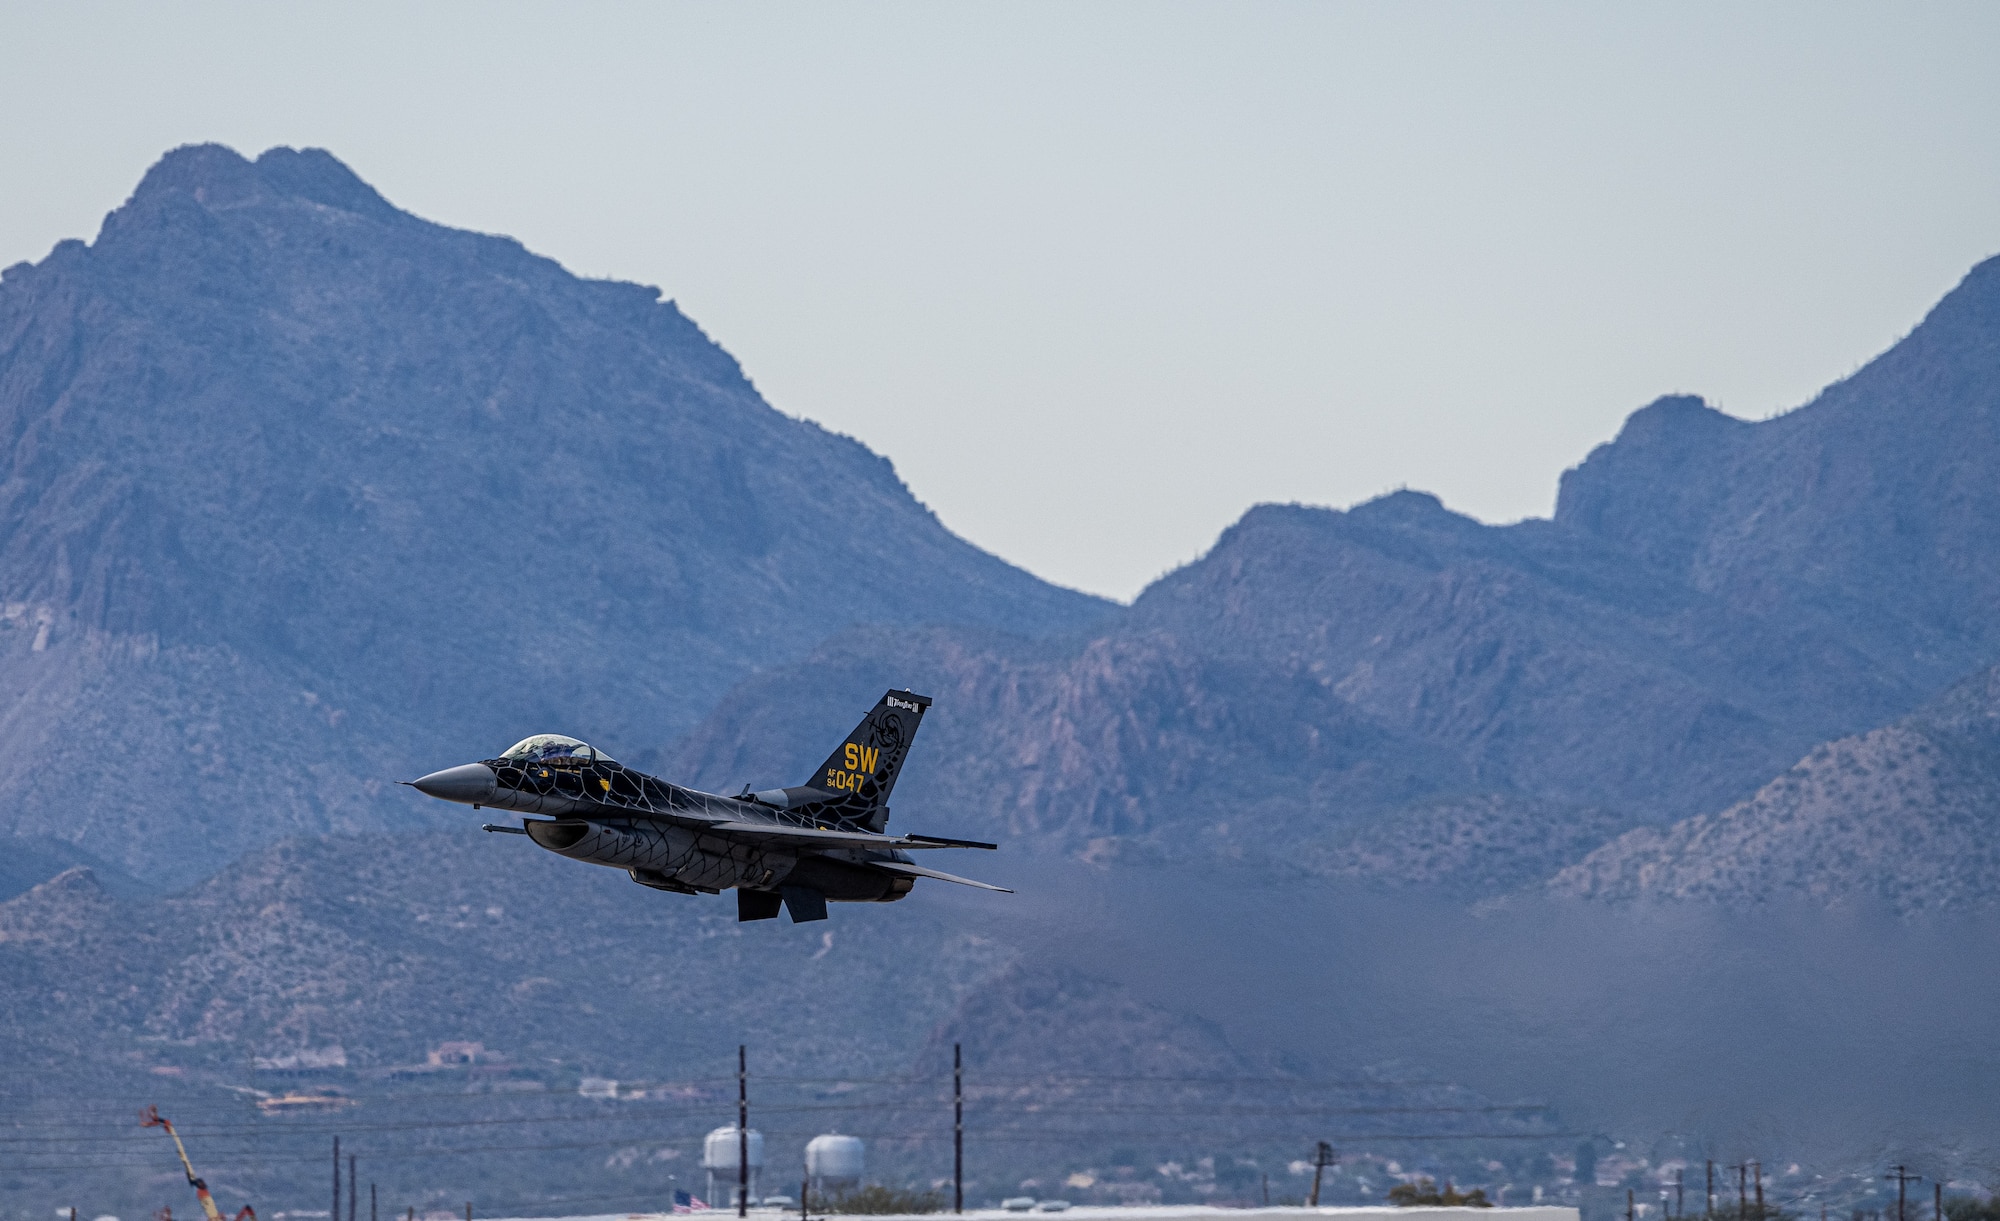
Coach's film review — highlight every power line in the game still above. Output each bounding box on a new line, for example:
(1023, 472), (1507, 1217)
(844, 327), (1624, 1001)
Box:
(0, 1100), (1554, 1147)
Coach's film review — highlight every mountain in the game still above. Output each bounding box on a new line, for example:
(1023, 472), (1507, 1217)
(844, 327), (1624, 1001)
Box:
(664, 621), (1462, 848)
(0, 144), (1107, 886)
(1555, 252), (2000, 679)
(663, 256), (2000, 890)
(1118, 491), (1913, 823)
(1545, 662), (2000, 912)
(8, 141), (1995, 898)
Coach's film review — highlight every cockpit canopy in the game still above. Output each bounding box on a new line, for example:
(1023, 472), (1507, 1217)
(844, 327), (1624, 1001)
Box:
(500, 734), (613, 766)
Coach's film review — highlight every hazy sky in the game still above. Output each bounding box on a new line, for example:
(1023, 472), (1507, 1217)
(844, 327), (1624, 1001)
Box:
(5, 3), (1999, 600)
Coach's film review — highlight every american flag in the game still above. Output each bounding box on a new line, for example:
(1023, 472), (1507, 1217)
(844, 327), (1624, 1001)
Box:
(673, 1191), (708, 1214)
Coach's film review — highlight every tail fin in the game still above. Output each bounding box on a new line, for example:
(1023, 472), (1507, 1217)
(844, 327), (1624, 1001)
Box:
(805, 689), (931, 830)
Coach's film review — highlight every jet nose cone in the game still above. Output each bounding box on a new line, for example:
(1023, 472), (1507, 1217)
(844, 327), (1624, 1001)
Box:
(411, 763), (497, 805)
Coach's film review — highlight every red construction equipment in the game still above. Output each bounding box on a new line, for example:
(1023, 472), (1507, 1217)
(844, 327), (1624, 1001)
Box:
(140, 1105), (257, 1221)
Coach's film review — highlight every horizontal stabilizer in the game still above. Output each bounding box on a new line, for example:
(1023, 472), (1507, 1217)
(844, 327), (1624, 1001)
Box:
(905, 832), (998, 850)
(868, 860), (1014, 893)
(704, 822), (988, 850)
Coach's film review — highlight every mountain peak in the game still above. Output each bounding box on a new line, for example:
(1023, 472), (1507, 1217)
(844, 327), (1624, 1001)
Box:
(1553, 395), (1745, 538)
(1607, 393), (1737, 447)
(129, 142), (255, 198)
(1905, 250), (2000, 352)
(120, 142), (399, 224)
(252, 146), (401, 219)
(1347, 487), (1455, 524)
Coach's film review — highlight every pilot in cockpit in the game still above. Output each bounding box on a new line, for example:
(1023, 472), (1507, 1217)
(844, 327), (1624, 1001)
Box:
(500, 734), (611, 767)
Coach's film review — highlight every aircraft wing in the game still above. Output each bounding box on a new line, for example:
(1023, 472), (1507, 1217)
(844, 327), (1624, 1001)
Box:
(866, 859), (1014, 893)
(702, 822), (997, 851)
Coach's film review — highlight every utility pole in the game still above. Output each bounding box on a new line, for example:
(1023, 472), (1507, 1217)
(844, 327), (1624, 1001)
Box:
(1676, 1169), (1684, 1220)
(1629, 1191), (1637, 1221)
(1731, 1164), (1747, 1220)
(1753, 1163), (1764, 1220)
(1707, 1162), (1715, 1220)
(738, 1045), (750, 1219)
(953, 1043), (964, 1216)
(371, 1184), (377, 1221)
(349, 1155), (358, 1221)
(1885, 1166), (1921, 1221)
(1935, 1182), (1943, 1221)
(333, 1138), (341, 1221)
(1309, 1143), (1338, 1208)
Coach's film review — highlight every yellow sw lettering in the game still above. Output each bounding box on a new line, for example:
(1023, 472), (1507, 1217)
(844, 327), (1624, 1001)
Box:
(844, 743), (859, 769)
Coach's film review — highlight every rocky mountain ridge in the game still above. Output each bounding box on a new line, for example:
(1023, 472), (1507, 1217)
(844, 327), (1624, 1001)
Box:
(7, 143), (1998, 905)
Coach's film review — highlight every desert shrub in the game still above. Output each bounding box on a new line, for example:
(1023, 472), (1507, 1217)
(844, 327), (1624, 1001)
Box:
(821, 1184), (945, 1214)
(1388, 1177), (1492, 1207)
(1946, 1198), (2000, 1221)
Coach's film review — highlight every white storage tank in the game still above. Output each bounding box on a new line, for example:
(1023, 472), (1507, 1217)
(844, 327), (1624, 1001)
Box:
(805, 1132), (865, 1189)
(702, 1125), (764, 1206)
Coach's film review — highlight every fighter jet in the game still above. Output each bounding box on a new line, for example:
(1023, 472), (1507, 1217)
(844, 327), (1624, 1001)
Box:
(407, 689), (1007, 923)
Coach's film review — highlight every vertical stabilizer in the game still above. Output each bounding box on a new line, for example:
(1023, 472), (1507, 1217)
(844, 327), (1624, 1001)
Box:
(803, 689), (931, 830)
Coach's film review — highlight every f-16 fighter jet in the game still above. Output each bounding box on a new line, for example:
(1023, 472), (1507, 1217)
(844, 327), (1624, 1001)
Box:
(408, 689), (1006, 923)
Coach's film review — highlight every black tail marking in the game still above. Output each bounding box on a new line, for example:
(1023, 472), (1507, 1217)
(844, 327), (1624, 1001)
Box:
(804, 688), (931, 830)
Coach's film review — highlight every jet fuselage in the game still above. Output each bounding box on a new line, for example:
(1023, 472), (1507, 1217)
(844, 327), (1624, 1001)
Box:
(408, 690), (1005, 923)
(419, 752), (913, 901)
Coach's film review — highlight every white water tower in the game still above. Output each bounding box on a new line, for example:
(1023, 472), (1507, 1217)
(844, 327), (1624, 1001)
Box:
(702, 1125), (764, 1207)
(806, 1132), (865, 1194)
